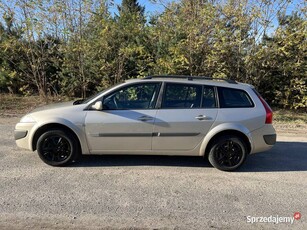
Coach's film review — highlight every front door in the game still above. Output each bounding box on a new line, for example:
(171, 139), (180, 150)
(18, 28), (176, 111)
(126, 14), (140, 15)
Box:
(85, 82), (161, 152)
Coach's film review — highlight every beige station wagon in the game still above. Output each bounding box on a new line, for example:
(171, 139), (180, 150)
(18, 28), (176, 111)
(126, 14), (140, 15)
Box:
(15, 76), (276, 171)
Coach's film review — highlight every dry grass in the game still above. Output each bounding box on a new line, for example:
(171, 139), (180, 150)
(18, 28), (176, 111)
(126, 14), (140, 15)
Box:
(274, 108), (307, 125)
(0, 94), (72, 117)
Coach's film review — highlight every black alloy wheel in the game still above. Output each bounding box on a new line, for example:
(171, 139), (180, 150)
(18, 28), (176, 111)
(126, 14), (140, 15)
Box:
(37, 130), (79, 166)
(208, 135), (247, 171)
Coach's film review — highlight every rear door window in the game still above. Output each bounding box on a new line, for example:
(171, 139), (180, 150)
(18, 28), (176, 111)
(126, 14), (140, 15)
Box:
(218, 87), (254, 108)
(161, 83), (202, 109)
(202, 86), (217, 108)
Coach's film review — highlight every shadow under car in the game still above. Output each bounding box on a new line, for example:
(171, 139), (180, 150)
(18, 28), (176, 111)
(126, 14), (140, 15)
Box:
(71, 141), (307, 172)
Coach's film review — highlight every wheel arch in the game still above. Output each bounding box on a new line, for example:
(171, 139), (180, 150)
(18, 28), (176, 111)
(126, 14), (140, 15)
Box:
(31, 122), (87, 154)
(200, 124), (252, 157)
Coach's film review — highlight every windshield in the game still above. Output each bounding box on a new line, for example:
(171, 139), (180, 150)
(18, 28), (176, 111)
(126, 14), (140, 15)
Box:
(81, 91), (105, 104)
(79, 83), (123, 104)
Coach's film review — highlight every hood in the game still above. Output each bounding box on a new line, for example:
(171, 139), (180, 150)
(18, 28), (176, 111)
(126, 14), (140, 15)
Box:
(31, 101), (75, 113)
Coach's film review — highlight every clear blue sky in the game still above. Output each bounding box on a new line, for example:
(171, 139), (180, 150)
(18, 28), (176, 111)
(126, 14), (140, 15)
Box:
(112, 0), (302, 15)
(111, 0), (303, 33)
(111, 0), (175, 15)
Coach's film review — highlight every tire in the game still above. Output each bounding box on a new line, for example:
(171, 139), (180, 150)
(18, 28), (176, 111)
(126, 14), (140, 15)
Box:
(208, 135), (247, 171)
(36, 129), (80, 166)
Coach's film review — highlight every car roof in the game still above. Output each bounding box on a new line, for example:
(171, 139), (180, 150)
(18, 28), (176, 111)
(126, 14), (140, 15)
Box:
(126, 76), (253, 89)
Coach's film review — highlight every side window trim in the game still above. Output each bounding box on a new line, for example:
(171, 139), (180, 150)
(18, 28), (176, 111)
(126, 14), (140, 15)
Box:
(200, 85), (204, 109)
(214, 86), (220, 108)
(155, 81), (165, 109)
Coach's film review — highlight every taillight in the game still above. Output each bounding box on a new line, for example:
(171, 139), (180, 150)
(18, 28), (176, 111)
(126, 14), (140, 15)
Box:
(257, 94), (273, 124)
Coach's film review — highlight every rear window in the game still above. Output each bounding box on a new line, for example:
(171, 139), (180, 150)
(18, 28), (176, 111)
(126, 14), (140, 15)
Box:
(218, 87), (254, 108)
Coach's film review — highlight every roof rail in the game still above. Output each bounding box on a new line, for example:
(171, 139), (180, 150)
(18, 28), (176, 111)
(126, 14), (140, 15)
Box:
(143, 75), (237, 84)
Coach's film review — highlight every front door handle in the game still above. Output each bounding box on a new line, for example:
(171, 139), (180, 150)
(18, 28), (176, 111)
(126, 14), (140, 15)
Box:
(138, 116), (153, 121)
(195, 115), (211, 121)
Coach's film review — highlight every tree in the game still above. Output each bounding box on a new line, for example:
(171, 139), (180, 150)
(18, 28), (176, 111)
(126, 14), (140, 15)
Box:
(0, 0), (305, 109)
(118, 0), (145, 16)
(0, 12), (23, 94)
(101, 0), (148, 85)
(253, 12), (306, 109)
(56, 0), (98, 98)
(0, 0), (66, 98)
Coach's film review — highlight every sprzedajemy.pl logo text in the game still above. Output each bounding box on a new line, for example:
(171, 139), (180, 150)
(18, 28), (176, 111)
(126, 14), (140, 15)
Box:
(247, 212), (301, 224)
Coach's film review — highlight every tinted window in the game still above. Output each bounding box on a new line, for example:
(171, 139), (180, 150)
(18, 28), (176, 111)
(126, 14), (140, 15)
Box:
(162, 83), (202, 109)
(218, 87), (253, 108)
(202, 86), (217, 108)
(103, 83), (160, 110)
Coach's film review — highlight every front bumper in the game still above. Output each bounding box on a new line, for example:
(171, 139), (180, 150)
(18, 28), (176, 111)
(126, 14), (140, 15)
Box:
(15, 122), (36, 150)
(14, 130), (28, 140)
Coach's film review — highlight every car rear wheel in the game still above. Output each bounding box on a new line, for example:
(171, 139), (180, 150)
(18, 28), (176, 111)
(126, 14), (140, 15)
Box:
(208, 135), (247, 171)
(36, 130), (79, 166)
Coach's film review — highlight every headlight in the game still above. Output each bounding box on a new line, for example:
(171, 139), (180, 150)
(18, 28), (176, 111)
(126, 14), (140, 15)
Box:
(20, 115), (36, 123)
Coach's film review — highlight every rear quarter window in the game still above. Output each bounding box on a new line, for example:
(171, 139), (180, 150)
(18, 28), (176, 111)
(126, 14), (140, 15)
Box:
(218, 87), (254, 108)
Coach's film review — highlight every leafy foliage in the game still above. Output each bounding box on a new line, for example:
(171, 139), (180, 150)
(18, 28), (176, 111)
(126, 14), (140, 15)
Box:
(0, 0), (305, 109)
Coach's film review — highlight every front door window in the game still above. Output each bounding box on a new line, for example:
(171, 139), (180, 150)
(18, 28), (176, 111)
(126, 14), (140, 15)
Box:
(103, 83), (161, 110)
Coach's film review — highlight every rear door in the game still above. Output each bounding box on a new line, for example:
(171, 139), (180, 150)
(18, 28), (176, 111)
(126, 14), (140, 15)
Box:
(152, 83), (218, 152)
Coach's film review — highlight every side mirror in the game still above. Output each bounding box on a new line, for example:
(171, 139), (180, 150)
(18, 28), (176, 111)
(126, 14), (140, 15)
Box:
(91, 101), (103, 111)
(73, 99), (84, 105)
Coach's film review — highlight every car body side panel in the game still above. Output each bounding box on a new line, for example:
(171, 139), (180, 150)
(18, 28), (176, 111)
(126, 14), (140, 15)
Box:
(14, 103), (89, 154)
(84, 110), (158, 152)
(152, 108), (218, 152)
(28, 118), (90, 155)
(215, 108), (265, 132)
(199, 122), (252, 156)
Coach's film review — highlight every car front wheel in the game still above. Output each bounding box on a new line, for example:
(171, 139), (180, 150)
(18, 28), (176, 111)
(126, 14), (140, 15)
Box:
(36, 129), (79, 166)
(208, 135), (247, 171)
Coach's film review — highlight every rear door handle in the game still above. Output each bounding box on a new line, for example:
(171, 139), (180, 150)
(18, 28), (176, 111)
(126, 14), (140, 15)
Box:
(138, 116), (153, 121)
(195, 115), (211, 121)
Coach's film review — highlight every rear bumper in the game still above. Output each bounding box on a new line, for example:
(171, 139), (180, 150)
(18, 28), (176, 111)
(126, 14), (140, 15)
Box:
(263, 134), (276, 145)
(250, 125), (276, 154)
